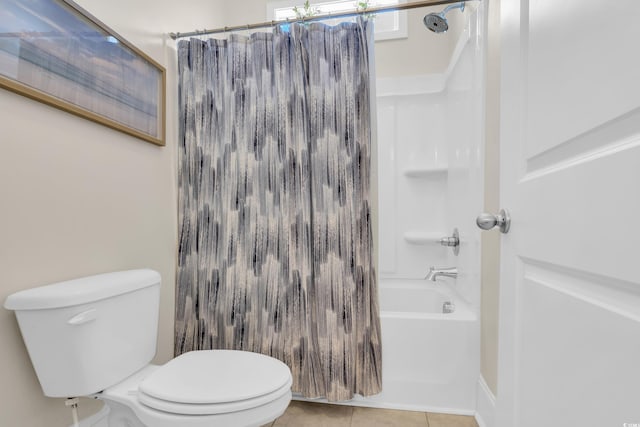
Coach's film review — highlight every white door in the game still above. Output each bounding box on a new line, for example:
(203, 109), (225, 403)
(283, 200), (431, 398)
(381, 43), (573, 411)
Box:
(496, 1), (640, 426)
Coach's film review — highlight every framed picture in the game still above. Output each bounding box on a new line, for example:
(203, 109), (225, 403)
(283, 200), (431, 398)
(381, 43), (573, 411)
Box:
(0, 0), (166, 146)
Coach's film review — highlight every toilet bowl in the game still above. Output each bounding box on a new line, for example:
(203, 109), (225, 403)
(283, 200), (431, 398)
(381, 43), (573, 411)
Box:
(4, 270), (292, 427)
(101, 351), (292, 427)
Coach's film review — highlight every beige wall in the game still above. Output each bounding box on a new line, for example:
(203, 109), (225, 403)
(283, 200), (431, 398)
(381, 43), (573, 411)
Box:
(375, 7), (463, 77)
(0, 1), (224, 425)
(481, 0), (501, 396)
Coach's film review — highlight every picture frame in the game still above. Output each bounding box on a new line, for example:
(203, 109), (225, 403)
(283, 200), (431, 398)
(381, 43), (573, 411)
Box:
(0, 0), (166, 146)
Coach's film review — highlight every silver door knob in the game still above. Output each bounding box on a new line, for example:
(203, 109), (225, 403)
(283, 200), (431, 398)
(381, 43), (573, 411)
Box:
(476, 209), (511, 234)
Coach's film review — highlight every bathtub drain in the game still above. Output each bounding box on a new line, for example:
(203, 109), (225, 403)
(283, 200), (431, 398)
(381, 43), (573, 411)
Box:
(442, 301), (455, 314)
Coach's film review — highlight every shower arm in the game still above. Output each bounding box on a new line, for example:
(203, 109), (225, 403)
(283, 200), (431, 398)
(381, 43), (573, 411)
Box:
(441, 2), (465, 16)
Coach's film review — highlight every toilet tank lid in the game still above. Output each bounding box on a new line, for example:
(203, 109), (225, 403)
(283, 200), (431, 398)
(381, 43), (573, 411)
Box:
(4, 269), (161, 311)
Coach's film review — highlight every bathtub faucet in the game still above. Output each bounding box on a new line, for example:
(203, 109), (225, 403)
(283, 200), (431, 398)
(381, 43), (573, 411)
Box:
(425, 267), (458, 282)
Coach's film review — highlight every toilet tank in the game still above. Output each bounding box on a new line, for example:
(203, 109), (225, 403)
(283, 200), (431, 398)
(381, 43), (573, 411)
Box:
(4, 269), (161, 397)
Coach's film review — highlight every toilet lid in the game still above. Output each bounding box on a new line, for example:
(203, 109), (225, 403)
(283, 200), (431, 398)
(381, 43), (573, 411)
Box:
(138, 350), (292, 414)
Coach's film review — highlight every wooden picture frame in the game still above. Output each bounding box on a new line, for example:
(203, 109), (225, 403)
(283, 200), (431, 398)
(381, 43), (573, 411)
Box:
(0, 0), (166, 146)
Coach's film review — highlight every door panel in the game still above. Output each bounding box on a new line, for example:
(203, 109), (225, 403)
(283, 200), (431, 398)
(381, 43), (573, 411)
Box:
(519, 267), (640, 426)
(526, 0), (640, 157)
(517, 141), (640, 283)
(497, 0), (640, 425)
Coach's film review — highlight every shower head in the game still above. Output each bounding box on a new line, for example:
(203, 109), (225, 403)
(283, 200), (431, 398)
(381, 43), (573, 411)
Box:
(423, 2), (465, 34)
(423, 13), (449, 33)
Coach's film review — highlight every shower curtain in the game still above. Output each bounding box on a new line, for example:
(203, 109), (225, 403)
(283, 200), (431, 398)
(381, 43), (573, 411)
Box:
(175, 19), (381, 401)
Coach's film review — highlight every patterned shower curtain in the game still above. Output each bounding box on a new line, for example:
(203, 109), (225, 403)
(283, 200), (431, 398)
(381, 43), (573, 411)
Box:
(175, 19), (381, 401)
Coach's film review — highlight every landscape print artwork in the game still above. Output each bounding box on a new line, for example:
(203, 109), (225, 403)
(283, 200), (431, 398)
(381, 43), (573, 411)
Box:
(0, 0), (165, 145)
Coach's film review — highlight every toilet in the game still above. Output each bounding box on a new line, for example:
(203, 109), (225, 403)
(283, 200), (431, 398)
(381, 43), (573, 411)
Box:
(4, 269), (292, 427)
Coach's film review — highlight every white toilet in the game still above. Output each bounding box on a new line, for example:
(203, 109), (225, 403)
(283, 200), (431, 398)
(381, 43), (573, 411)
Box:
(4, 269), (292, 427)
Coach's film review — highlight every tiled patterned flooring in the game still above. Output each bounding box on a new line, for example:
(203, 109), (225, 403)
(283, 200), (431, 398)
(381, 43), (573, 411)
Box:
(264, 400), (479, 427)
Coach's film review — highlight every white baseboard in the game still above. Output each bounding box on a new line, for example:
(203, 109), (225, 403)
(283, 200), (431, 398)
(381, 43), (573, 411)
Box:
(70, 406), (109, 427)
(475, 376), (496, 427)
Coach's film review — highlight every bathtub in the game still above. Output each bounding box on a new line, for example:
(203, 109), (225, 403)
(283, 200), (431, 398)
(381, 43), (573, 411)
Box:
(350, 279), (479, 414)
(293, 279), (479, 414)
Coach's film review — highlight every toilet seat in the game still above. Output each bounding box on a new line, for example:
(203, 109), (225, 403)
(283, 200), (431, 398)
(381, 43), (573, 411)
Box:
(137, 350), (292, 415)
(137, 381), (291, 415)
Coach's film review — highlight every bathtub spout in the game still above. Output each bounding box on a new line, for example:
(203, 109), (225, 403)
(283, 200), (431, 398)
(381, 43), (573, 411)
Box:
(425, 267), (458, 281)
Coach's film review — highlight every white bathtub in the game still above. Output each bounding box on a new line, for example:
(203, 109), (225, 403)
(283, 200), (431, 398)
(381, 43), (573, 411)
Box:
(293, 279), (479, 414)
(351, 279), (479, 414)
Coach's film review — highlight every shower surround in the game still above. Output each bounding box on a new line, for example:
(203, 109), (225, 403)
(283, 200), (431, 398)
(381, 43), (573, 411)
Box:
(360, 5), (484, 413)
(293, 5), (483, 413)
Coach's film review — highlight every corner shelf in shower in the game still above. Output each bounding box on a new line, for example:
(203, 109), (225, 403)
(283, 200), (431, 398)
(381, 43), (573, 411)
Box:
(403, 166), (448, 178)
(403, 231), (445, 245)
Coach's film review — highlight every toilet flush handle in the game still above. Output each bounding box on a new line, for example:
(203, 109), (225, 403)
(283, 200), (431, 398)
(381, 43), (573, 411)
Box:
(67, 309), (97, 325)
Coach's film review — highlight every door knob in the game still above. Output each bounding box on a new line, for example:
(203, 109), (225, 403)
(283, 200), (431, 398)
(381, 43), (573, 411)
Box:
(476, 209), (510, 234)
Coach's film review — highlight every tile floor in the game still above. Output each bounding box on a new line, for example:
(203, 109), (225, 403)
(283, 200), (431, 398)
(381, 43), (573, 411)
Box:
(263, 400), (479, 427)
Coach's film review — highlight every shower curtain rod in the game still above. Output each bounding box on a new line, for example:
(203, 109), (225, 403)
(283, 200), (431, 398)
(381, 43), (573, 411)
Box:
(169, 0), (469, 40)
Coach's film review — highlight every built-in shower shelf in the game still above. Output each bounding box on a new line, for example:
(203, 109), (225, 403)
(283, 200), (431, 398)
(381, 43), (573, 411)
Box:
(403, 231), (445, 245)
(403, 167), (448, 178)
